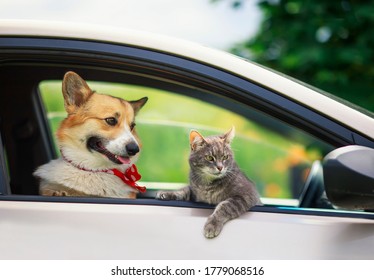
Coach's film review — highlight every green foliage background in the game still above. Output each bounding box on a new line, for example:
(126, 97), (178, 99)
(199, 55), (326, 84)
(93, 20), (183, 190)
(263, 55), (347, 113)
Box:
(223, 0), (374, 112)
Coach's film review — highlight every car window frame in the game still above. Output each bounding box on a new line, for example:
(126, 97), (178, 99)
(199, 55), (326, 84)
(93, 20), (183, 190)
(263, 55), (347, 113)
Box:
(1, 36), (374, 221)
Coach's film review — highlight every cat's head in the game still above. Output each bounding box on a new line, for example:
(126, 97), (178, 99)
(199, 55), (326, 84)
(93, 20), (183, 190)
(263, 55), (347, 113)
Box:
(189, 127), (235, 180)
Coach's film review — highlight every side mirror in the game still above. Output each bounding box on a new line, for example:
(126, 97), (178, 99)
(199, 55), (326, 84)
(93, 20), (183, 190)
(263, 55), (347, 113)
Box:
(323, 145), (374, 210)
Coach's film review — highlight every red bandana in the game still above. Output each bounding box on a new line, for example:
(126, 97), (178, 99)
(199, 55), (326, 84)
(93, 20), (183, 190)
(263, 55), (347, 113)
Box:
(61, 153), (146, 193)
(107, 165), (146, 193)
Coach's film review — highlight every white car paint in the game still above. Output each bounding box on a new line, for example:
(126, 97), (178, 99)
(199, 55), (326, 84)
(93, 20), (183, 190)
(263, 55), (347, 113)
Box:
(0, 200), (373, 259)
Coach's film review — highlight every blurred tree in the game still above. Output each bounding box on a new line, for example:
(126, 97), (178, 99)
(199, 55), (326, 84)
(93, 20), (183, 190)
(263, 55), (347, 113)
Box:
(215, 0), (374, 112)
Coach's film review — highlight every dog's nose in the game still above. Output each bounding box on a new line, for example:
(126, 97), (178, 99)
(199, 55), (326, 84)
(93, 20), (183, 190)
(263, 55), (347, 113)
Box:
(126, 142), (140, 156)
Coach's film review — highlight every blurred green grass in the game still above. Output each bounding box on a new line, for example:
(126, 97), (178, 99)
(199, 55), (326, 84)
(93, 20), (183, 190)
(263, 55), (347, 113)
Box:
(40, 81), (319, 198)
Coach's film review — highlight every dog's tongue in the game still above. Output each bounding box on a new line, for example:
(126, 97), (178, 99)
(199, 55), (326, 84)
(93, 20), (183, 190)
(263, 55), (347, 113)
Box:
(117, 155), (131, 164)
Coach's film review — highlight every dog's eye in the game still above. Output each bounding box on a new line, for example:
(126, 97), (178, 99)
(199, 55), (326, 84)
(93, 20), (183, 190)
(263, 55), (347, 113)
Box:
(130, 122), (136, 131)
(105, 117), (117, 126)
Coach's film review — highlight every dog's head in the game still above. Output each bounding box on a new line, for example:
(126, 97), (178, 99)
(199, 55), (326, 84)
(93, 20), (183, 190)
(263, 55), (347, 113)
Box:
(57, 71), (148, 171)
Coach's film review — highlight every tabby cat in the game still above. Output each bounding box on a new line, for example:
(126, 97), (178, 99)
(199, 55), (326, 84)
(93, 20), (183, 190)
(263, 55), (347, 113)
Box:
(156, 127), (261, 238)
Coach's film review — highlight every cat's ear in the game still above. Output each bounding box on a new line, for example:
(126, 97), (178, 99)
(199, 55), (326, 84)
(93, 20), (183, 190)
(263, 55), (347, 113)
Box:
(190, 130), (206, 151)
(222, 126), (235, 144)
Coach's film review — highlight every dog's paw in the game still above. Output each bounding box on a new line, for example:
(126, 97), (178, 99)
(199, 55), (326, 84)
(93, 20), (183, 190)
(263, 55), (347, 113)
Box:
(41, 189), (68, 196)
(204, 218), (224, 239)
(155, 191), (175, 200)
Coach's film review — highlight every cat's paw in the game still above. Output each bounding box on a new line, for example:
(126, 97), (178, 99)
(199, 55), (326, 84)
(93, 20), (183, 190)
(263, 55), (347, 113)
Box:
(155, 191), (175, 200)
(204, 218), (224, 239)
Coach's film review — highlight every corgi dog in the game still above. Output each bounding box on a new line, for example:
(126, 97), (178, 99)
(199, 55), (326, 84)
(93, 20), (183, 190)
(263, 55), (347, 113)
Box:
(34, 71), (148, 198)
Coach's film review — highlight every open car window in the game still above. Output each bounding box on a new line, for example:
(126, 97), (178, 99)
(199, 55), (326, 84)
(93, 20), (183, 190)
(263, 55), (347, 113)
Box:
(38, 80), (334, 206)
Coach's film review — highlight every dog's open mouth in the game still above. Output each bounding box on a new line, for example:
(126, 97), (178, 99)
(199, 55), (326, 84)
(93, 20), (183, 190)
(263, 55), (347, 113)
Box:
(87, 136), (130, 165)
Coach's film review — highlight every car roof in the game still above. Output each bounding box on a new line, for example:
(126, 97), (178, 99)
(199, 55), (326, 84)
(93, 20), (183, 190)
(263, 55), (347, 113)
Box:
(1, 19), (373, 139)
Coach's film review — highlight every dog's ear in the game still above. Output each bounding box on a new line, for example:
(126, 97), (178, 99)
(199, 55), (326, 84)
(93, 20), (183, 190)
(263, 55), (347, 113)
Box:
(130, 97), (148, 115)
(62, 71), (93, 114)
(189, 130), (206, 151)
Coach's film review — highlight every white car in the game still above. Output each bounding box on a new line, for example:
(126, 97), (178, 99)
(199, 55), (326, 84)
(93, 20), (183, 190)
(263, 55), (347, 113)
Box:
(0, 20), (373, 260)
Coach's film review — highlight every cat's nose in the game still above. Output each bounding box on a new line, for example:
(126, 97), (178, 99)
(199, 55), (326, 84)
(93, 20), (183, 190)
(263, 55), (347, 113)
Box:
(217, 164), (223, 171)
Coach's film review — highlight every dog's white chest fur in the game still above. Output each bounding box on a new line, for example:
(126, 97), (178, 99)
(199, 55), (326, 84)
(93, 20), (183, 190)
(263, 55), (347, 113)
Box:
(34, 158), (136, 198)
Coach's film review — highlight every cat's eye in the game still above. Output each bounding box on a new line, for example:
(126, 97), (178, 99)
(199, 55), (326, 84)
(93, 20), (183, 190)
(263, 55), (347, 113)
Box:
(205, 155), (215, 162)
(222, 155), (229, 160)
(105, 117), (117, 126)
